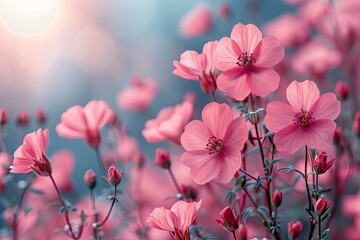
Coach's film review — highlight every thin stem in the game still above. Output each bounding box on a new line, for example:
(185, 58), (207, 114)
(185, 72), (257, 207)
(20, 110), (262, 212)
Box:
(304, 146), (315, 240)
(91, 189), (99, 240)
(168, 168), (182, 194)
(50, 174), (81, 240)
(232, 231), (238, 240)
(318, 214), (322, 240)
(211, 93), (217, 103)
(99, 186), (117, 227)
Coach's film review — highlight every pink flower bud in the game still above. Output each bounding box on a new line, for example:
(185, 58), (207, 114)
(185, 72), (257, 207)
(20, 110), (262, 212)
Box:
(272, 190), (282, 207)
(333, 127), (342, 145)
(105, 164), (123, 187)
(354, 111), (360, 137)
(181, 185), (197, 201)
(36, 108), (46, 124)
(335, 81), (349, 100)
(219, 3), (230, 19)
(315, 198), (332, 215)
(30, 153), (52, 176)
(155, 148), (171, 169)
(84, 169), (96, 189)
(216, 206), (239, 232)
(16, 110), (29, 126)
(236, 223), (248, 240)
(0, 108), (8, 125)
(288, 219), (302, 239)
(311, 151), (334, 175)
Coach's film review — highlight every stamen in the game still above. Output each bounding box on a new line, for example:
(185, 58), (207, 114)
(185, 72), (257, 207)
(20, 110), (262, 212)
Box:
(236, 52), (256, 69)
(205, 136), (224, 154)
(293, 109), (314, 126)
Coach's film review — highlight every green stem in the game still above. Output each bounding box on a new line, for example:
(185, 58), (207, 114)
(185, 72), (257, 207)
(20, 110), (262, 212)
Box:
(99, 186), (117, 227)
(168, 168), (182, 194)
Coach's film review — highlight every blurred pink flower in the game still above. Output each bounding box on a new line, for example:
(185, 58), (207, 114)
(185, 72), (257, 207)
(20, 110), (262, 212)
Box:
(290, 39), (341, 79)
(179, 3), (212, 38)
(0, 107), (8, 125)
(148, 200), (202, 239)
(181, 102), (248, 184)
(264, 14), (310, 47)
(11, 128), (52, 176)
(142, 97), (194, 144)
(173, 40), (218, 94)
(56, 100), (115, 148)
(214, 23), (284, 100)
(265, 80), (341, 154)
(116, 75), (158, 111)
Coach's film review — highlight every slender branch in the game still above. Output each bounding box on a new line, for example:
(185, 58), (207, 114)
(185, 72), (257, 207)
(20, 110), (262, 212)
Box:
(316, 174), (321, 240)
(50, 174), (82, 240)
(232, 231), (238, 240)
(90, 189), (99, 240)
(99, 186), (117, 227)
(304, 146), (315, 240)
(168, 168), (182, 194)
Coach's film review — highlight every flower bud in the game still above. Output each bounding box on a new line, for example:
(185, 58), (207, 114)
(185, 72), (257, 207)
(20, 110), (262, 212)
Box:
(84, 169), (96, 189)
(315, 198), (332, 216)
(236, 223), (247, 240)
(311, 151), (334, 175)
(0, 108), (8, 125)
(155, 148), (171, 169)
(354, 111), (360, 137)
(333, 127), (342, 145)
(335, 81), (349, 100)
(36, 108), (46, 124)
(216, 206), (239, 232)
(16, 110), (29, 126)
(272, 190), (282, 207)
(105, 164), (123, 187)
(181, 185), (197, 201)
(249, 113), (259, 125)
(133, 152), (146, 169)
(288, 219), (302, 240)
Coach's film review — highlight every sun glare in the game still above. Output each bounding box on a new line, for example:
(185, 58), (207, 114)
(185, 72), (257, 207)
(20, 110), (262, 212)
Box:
(0, 0), (59, 36)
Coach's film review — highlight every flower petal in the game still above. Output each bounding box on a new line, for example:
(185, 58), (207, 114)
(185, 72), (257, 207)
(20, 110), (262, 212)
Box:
(217, 151), (241, 183)
(171, 200), (201, 233)
(274, 124), (304, 154)
(253, 36), (285, 67)
(202, 103), (234, 139)
(181, 120), (210, 151)
(310, 93), (341, 120)
(247, 67), (280, 97)
(217, 68), (250, 101)
(214, 37), (240, 71)
(223, 117), (248, 149)
(230, 23), (262, 54)
(265, 101), (296, 132)
(148, 207), (177, 232)
(286, 80), (320, 112)
(188, 154), (221, 185)
(303, 119), (336, 150)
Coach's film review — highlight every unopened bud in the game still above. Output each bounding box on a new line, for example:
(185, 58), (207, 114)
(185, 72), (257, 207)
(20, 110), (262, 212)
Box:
(288, 219), (302, 240)
(216, 206), (239, 232)
(105, 164), (123, 187)
(84, 169), (96, 189)
(36, 108), (46, 124)
(155, 148), (171, 169)
(315, 198), (332, 216)
(16, 111), (29, 126)
(0, 108), (8, 125)
(335, 81), (349, 100)
(311, 152), (334, 175)
(272, 190), (282, 207)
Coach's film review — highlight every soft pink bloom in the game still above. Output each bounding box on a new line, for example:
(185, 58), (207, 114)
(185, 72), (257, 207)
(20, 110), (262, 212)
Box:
(288, 220), (302, 239)
(335, 81), (350, 100)
(311, 151), (334, 175)
(84, 169), (96, 189)
(36, 108), (46, 124)
(56, 100), (115, 148)
(181, 102), (248, 184)
(147, 200), (202, 239)
(265, 80), (341, 154)
(115, 126), (140, 162)
(216, 206), (240, 232)
(290, 39), (341, 79)
(0, 107), (8, 125)
(214, 23), (284, 100)
(179, 3), (212, 38)
(104, 164), (123, 186)
(142, 97), (194, 144)
(116, 75), (158, 111)
(16, 110), (29, 126)
(264, 14), (310, 47)
(11, 128), (52, 176)
(173, 40), (218, 94)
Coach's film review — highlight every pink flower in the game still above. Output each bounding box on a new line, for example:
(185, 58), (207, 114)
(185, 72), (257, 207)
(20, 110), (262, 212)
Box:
(288, 220), (302, 239)
(147, 200), (202, 240)
(104, 164), (123, 187)
(173, 40), (218, 94)
(290, 39), (341, 79)
(180, 102), (248, 184)
(179, 3), (212, 38)
(264, 80), (341, 154)
(56, 100), (115, 148)
(142, 97), (194, 144)
(11, 128), (52, 176)
(116, 75), (158, 111)
(214, 23), (284, 100)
